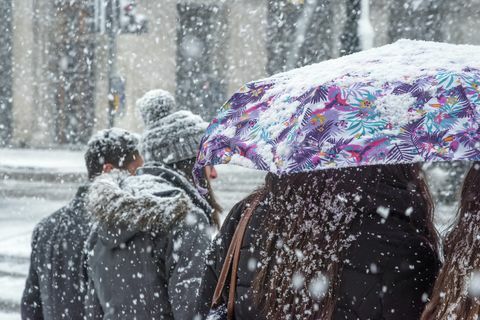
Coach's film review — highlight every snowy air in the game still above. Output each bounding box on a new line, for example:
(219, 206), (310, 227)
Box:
(1, 0), (480, 320)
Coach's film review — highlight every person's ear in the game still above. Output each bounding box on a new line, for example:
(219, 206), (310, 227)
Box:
(103, 163), (114, 174)
(205, 166), (218, 180)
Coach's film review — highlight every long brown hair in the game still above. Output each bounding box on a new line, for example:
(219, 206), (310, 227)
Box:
(168, 158), (222, 229)
(252, 163), (437, 319)
(421, 162), (480, 320)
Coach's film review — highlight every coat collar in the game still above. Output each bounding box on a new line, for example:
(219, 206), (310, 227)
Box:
(352, 178), (429, 232)
(137, 163), (213, 224)
(87, 170), (190, 233)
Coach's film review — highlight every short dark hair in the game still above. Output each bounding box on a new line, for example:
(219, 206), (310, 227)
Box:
(84, 128), (140, 180)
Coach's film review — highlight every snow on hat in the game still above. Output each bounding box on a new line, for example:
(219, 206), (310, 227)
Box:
(87, 128), (140, 154)
(84, 128), (140, 179)
(136, 90), (208, 164)
(136, 89), (175, 128)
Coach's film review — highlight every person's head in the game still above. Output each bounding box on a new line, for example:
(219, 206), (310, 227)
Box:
(167, 158), (222, 228)
(252, 163), (436, 319)
(136, 89), (221, 227)
(84, 128), (143, 180)
(421, 162), (480, 320)
(136, 89), (208, 165)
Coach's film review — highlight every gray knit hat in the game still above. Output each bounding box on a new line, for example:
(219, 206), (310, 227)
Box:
(136, 89), (208, 164)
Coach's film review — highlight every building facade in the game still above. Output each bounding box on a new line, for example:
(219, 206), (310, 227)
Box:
(4, 0), (480, 147)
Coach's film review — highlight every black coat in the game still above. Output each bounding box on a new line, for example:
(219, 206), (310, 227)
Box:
(84, 166), (212, 320)
(196, 181), (440, 320)
(333, 186), (440, 320)
(21, 185), (91, 320)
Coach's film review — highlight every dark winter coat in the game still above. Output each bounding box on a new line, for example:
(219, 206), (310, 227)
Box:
(21, 185), (91, 320)
(84, 166), (211, 320)
(196, 181), (440, 320)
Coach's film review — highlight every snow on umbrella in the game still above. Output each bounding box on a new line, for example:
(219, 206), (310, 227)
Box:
(194, 39), (480, 189)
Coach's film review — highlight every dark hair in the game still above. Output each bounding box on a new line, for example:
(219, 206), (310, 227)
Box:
(167, 158), (222, 229)
(84, 129), (140, 180)
(421, 162), (480, 320)
(252, 163), (437, 319)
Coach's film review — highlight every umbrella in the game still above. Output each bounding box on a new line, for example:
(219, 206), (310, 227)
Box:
(194, 39), (480, 189)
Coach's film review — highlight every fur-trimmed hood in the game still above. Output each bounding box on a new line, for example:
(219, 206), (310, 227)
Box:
(87, 170), (191, 246)
(137, 163), (213, 221)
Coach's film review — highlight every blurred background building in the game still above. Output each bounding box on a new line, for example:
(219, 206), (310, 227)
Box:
(1, 1), (479, 315)
(1, 0), (480, 148)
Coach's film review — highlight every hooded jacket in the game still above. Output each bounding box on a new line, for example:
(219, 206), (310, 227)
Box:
(21, 185), (91, 320)
(84, 167), (211, 320)
(196, 179), (440, 320)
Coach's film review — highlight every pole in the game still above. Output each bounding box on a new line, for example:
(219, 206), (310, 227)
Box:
(340, 0), (361, 55)
(107, 0), (118, 128)
(286, 0), (318, 70)
(0, 0), (13, 146)
(358, 0), (374, 50)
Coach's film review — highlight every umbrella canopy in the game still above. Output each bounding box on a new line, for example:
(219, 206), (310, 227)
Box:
(194, 39), (480, 186)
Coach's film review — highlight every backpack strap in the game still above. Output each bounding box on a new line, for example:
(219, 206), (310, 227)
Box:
(211, 192), (263, 320)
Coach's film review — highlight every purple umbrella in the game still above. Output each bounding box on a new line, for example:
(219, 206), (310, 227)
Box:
(194, 39), (480, 191)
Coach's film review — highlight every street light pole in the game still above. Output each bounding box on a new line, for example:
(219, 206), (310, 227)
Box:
(107, 0), (118, 128)
(0, 0), (13, 146)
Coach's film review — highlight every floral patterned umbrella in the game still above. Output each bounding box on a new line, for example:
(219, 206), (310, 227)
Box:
(194, 39), (480, 189)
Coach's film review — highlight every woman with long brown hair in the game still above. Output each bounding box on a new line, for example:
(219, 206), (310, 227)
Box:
(421, 162), (480, 320)
(165, 159), (222, 228)
(196, 163), (439, 319)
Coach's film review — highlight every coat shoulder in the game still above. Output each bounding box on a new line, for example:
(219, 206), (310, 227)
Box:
(32, 206), (69, 242)
(219, 197), (253, 237)
(33, 195), (90, 244)
(208, 198), (250, 258)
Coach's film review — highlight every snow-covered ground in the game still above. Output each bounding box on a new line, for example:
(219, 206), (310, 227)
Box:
(0, 150), (82, 318)
(0, 148), (265, 319)
(0, 312), (17, 320)
(0, 148), (85, 173)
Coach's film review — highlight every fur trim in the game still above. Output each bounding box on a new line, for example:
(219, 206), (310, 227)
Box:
(87, 170), (190, 231)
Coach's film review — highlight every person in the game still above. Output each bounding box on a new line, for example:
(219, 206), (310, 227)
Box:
(421, 162), (480, 320)
(84, 89), (218, 320)
(137, 89), (222, 227)
(196, 163), (440, 320)
(21, 128), (143, 320)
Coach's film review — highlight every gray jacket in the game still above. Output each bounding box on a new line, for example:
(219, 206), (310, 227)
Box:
(21, 185), (91, 320)
(84, 168), (211, 320)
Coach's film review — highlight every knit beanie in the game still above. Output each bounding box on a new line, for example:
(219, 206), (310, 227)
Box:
(136, 89), (208, 164)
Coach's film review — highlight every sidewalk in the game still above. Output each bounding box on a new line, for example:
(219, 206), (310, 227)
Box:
(0, 148), (86, 183)
(0, 149), (86, 318)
